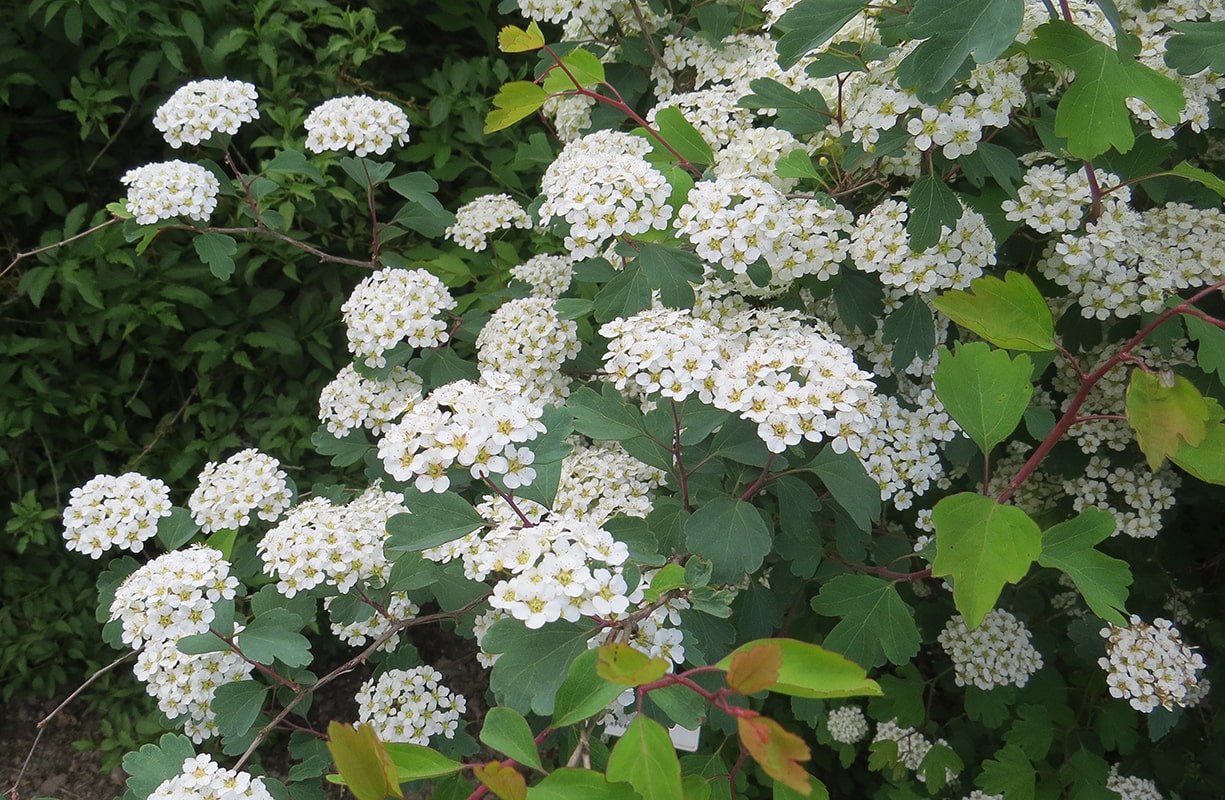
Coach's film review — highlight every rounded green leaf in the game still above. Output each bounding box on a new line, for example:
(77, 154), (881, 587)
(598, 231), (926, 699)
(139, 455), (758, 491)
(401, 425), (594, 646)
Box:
(932, 272), (1055, 351)
(933, 342), (1033, 454)
(481, 707), (543, 771)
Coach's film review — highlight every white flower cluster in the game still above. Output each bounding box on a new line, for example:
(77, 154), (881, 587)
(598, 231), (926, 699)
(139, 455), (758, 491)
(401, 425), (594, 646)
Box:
(543, 93), (596, 143)
(108, 546), (251, 741)
(510, 253), (574, 298)
(938, 609), (1044, 690)
(860, 389), (958, 511)
(962, 793), (1004, 800)
(903, 57), (1027, 159)
(472, 607), (510, 668)
(319, 363), (423, 437)
(341, 267), (456, 368)
(188, 449), (292, 533)
(148, 754), (273, 800)
(258, 486), (407, 596)
(553, 441), (664, 524)
(1107, 765), (1164, 800)
(649, 86), (756, 150)
(714, 126), (809, 191)
(538, 131), (673, 259)
(849, 198), (995, 300)
(1064, 455), (1179, 539)
(326, 592), (419, 650)
(1099, 615), (1206, 713)
(872, 720), (955, 784)
(476, 297), (581, 404)
(601, 307), (880, 454)
(110, 545), (240, 647)
(153, 78), (260, 148)
(676, 175), (855, 293)
(1002, 163), (1103, 233)
(122, 160), (220, 225)
(514, 0), (619, 33)
(355, 666), (466, 744)
(134, 637), (256, 742)
(826, 706), (869, 744)
(426, 512), (636, 629)
(1041, 200), (1225, 320)
(445, 193), (531, 251)
(377, 379), (545, 493)
(303, 95), (409, 157)
(63, 472), (172, 558)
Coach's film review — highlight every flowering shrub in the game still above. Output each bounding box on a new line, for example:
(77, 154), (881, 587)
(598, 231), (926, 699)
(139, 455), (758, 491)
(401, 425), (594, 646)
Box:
(11, 0), (1225, 799)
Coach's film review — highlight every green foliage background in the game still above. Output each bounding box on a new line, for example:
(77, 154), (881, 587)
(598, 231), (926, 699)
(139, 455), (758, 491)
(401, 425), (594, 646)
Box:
(0, 0), (517, 701)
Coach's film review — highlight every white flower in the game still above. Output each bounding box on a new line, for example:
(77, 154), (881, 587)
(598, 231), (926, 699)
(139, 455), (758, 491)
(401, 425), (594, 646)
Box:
(938, 609), (1043, 690)
(63, 472), (172, 558)
(153, 78), (259, 148)
(148, 754), (273, 799)
(188, 449), (292, 533)
(319, 363), (423, 437)
(304, 95), (409, 156)
(356, 666), (466, 745)
(1099, 615), (1205, 713)
(827, 706), (869, 744)
(121, 161), (220, 225)
(109, 545), (240, 648)
(445, 193), (531, 251)
(341, 268), (456, 368)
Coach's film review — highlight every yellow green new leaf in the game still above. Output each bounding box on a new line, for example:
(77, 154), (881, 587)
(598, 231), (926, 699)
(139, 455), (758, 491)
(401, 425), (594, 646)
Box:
(596, 642), (670, 687)
(932, 272), (1055, 351)
(1038, 508), (1130, 625)
(498, 21), (545, 52)
(327, 722), (403, 800)
(716, 638), (881, 699)
(484, 82), (549, 134)
(474, 762), (527, 800)
(1028, 21), (1185, 158)
(541, 48), (606, 94)
(1125, 369), (1209, 469)
(1170, 398), (1225, 485)
(931, 493), (1042, 629)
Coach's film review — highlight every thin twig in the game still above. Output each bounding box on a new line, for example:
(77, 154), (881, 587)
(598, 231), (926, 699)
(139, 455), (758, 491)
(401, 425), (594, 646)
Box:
(1, 219), (120, 282)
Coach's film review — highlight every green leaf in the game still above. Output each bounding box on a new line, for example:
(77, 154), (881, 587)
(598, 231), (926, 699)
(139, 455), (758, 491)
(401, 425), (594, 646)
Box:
(684, 497), (772, 584)
(807, 446), (880, 532)
(480, 708), (542, 771)
(327, 722), (400, 800)
(775, 0), (870, 70)
(1170, 415), (1225, 486)
(931, 493), (1042, 628)
(933, 342), (1033, 454)
(568, 384), (650, 443)
(194, 232), (238, 280)
(527, 769), (643, 800)
(607, 716), (683, 800)
(598, 643), (670, 687)
(387, 172), (444, 209)
(932, 272), (1056, 352)
(485, 619), (593, 715)
(1062, 749), (1117, 800)
(716, 638), (882, 699)
(237, 608), (312, 667)
(833, 266), (884, 333)
(594, 261), (653, 322)
(881, 296), (935, 370)
(1167, 161), (1225, 199)
(264, 148), (325, 184)
(310, 426), (374, 467)
(156, 507), (200, 550)
(1125, 369), (1209, 469)
(810, 575), (922, 669)
(212, 680), (268, 741)
(1164, 21), (1225, 75)
(122, 734), (196, 800)
(896, 0), (1025, 100)
(385, 489), (485, 552)
(978, 744), (1035, 800)
(383, 742), (464, 781)
(1039, 508), (1131, 625)
(339, 157), (394, 187)
(917, 743), (964, 793)
(551, 647), (627, 727)
(542, 48), (606, 93)
(1028, 21), (1185, 159)
(906, 175), (963, 253)
(960, 141), (1023, 198)
(774, 150), (822, 180)
(1005, 705), (1054, 761)
(485, 81), (549, 134)
(651, 107), (714, 167)
(636, 244), (703, 309)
